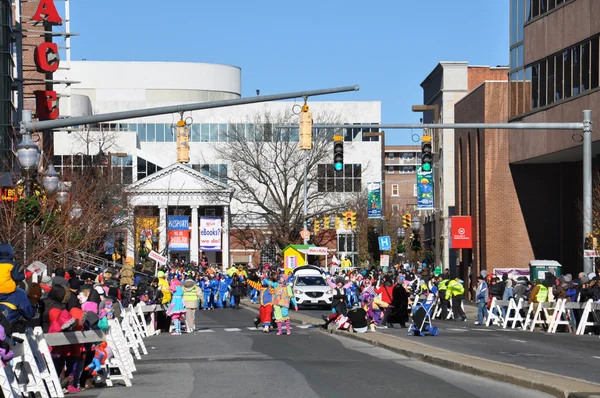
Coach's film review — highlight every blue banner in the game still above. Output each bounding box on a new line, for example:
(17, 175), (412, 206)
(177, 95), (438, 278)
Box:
(168, 216), (189, 230)
(367, 182), (382, 219)
(168, 216), (190, 251)
(416, 166), (434, 210)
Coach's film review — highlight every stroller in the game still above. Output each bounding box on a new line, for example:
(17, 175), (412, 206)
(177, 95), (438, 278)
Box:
(408, 293), (438, 337)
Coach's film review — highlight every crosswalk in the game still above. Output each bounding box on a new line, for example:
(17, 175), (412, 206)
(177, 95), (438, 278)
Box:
(192, 324), (317, 334)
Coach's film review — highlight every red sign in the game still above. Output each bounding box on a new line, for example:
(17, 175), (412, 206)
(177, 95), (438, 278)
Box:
(1, 188), (18, 202)
(451, 216), (472, 249)
(31, 0), (62, 121)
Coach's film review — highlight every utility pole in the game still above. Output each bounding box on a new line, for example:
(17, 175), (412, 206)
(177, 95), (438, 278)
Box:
(364, 131), (386, 236)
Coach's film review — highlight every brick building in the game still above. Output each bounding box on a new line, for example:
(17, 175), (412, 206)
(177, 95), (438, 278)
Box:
(455, 80), (534, 284)
(508, 0), (600, 275)
(384, 145), (419, 215)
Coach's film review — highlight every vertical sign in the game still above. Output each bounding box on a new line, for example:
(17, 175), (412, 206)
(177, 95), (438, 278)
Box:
(450, 216), (472, 249)
(200, 218), (222, 251)
(416, 166), (434, 210)
(367, 182), (382, 219)
(168, 216), (190, 251)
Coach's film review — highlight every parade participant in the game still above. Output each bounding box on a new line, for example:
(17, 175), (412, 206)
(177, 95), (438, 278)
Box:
(167, 286), (187, 335)
(0, 243), (25, 295)
(183, 278), (201, 331)
(322, 277), (352, 325)
(216, 274), (230, 309)
(446, 277), (467, 321)
(246, 271), (277, 332)
(230, 274), (243, 309)
(201, 275), (215, 310)
(272, 274), (298, 335)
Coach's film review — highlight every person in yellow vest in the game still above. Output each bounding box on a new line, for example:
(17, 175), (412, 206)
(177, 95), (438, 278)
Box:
(157, 271), (171, 304)
(437, 276), (450, 319)
(445, 277), (467, 321)
(528, 280), (549, 330)
(341, 256), (352, 269)
(182, 278), (202, 332)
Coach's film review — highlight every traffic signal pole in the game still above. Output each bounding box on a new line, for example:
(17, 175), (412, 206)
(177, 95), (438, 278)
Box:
(19, 85), (360, 134)
(279, 110), (594, 275)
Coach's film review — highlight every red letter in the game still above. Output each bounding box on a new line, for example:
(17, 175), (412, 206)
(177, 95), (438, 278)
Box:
(31, 0), (62, 25)
(34, 90), (59, 120)
(34, 42), (60, 73)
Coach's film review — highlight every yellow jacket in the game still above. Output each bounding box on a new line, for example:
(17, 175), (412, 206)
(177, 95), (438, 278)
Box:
(158, 278), (171, 304)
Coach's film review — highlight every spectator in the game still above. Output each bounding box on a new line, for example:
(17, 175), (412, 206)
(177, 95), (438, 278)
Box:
(0, 243), (25, 295)
(475, 275), (489, 326)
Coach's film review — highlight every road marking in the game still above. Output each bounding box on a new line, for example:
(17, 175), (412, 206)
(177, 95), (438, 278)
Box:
(470, 328), (494, 331)
(509, 339), (527, 343)
(447, 328), (468, 332)
(224, 328), (242, 332)
(247, 327), (260, 330)
(197, 329), (215, 333)
(592, 356), (600, 360)
(296, 324), (315, 329)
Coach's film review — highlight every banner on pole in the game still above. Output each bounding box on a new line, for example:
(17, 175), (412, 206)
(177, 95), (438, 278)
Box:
(367, 182), (382, 219)
(200, 218), (222, 251)
(168, 216), (190, 251)
(450, 216), (472, 249)
(416, 166), (434, 210)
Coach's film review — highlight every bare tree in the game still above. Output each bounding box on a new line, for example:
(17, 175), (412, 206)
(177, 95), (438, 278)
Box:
(213, 109), (348, 248)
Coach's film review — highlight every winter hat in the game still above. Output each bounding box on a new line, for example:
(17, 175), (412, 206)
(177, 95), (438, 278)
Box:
(88, 288), (102, 304)
(183, 279), (195, 288)
(580, 275), (590, 284)
(563, 274), (572, 283)
(94, 285), (105, 297)
(589, 272), (596, 281)
(477, 275), (484, 281)
(0, 243), (14, 261)
(48, 284), (67, 303)
(157, 271), (165, 278)
(505, 280), (513, 288)
(28, 283), (42, 305)
(69, 278), (82, 291)
(480, 270), (488, 278)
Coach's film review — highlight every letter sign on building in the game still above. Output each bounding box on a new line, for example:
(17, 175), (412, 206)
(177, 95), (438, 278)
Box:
(31, 0), (62, 120)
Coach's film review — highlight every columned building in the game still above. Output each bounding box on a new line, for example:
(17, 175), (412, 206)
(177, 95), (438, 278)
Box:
(126, 163), (233, 267)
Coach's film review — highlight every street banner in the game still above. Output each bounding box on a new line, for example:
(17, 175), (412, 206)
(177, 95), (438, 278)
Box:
(168, 216), (190, 251)
(367, 182), (382, 219)
(450, 216), (472, 249)
(200, 218), (222, 251)
(416, 166), (434, 210)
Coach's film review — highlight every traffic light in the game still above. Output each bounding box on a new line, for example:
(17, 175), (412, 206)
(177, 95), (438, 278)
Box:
(402, 214), (412, 229)
(421, 135), (432, 172)
(333, 135), (344, 171)
(335, 216), (341, 230)
(350, 211), (356, 230)
(344, 211), (352, 230)
(176, 119), (190, 163)
(323, 215), (330, 229)
(314, 219), (320, 233)
(299, 104), (313, 150)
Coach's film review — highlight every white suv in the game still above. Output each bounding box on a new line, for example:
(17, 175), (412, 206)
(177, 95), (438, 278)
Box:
(292, 265), (333, 308)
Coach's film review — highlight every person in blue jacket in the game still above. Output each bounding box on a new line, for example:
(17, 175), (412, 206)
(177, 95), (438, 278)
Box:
(209, 274), (219, 308)
(201, 275), (214, 310)
(215, 275), (230, 309)
(0, 287), (35, 333)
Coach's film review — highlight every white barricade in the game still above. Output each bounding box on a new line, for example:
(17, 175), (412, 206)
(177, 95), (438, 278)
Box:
(105, 319), (134, 387)
(503, 298), (527, 329)
(485, 298), (507, 327)
(547, 299), (573, 333)
(576, 300), (598, 335)
(529, 302), (552, 331)
(11, 328), (55, 398)
(0, 360), (20, 398)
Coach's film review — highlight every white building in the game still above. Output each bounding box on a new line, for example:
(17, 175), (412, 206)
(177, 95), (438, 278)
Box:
(53, 61), (382, 268)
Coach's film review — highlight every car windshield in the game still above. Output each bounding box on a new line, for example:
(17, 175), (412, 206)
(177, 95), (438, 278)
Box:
(295, 276), (327, 286)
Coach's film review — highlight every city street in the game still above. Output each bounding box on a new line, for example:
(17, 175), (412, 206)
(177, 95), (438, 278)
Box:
(296, 306), (600, 384)
(78, 308), (552, 398)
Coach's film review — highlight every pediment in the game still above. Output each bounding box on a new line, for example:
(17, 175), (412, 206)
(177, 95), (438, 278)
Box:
(127, 163), (232, 193)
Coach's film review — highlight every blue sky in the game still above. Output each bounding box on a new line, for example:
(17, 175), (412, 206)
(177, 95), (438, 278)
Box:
(66, 0), (508, 145)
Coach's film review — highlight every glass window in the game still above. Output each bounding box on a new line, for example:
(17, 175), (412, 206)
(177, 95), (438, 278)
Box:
(526, 0), (532, 21)
(353, 164), (362, 178)
(539, 60), (547, 107)
(209, 124), (218, 142)
(548, 0), (555, 10)
(592, 37), (599, 89)
(326, 178), (334, 193)
(392, 184), (399, 196)
(290, 128), (299, 142)
(218, 124), (227, 142)
(138, 124), (146, 141)
(146, 124), (156, 142)
(344, 164), (353, 178)
(532, 64), (539, 109)
(128, 123), (137, 132)
(540, 0), (547, 13)
(572, 46), (580, 95)
(582, 42), (590, 92)
(353, 179), (361, 193)
(510, 0), (518, 45)
(200, 124), (209, 142)
(563, 50), (572, 99)
(148, 161), (156, 175)
(517, 0), (524, 42)
(518, 45), (524, 69)
(246, 124), (255, 142)
(532, 0), (539, 18)
(547, 57), (555, 105)
(191, 124), (200, 142)
(555, 54), (563, 100)
(511, 48), (518, 70)
(344, 178), (353, 193)
(263, 124), (273, 142)
(156, 123), (165, 142)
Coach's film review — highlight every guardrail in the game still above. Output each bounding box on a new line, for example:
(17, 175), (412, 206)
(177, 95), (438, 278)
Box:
(0, 303), (167, 397)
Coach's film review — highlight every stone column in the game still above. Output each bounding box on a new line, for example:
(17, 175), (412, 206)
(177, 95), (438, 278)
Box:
(190, 206), (199, 264)
(222, 205), (230, 271)
(159, 206), (167, 254)
(127, 207), (135, 260)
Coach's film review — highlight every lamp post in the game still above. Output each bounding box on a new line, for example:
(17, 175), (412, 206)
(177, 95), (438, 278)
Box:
(411, 216), (422, 268)
(69, 202), (83, 220)
(138, 231), (148, 263)
(396, 227), (406, 266)
(151, 232), (158, 251)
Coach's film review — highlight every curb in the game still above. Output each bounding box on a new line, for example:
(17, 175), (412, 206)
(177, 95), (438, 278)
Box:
(240, 301), (600, 398)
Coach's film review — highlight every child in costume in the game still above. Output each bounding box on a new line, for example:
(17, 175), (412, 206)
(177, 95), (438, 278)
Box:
(167, 286), (187, 335)
(272, 274), (298, 335)
(322, 276), (353, 326)
(84, 342), (108, 376)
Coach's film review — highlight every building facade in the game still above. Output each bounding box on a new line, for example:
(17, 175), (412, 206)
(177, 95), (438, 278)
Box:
(455, 80), (534, 284)
(508, 0), (600, 275)
(420, 62), (509, 273)
(53, 61), (382, 269)
(384, 145), (419, 215)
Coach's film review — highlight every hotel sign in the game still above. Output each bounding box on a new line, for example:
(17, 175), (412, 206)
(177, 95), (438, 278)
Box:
(32, 0), (63, 121)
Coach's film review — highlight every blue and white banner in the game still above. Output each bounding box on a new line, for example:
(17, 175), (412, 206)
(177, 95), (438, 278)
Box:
(416, 166), (434, 210)
(200, 217), (222, 251)
(168, 216), (190, 251)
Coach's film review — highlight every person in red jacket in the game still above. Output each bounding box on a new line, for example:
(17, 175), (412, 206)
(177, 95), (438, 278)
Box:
(375, 277), (396, 327)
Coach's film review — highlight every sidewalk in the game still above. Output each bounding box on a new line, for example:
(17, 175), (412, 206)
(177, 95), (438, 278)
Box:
(241, 299), (600, 398)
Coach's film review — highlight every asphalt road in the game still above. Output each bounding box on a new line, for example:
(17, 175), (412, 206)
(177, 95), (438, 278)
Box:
(77, 308), (552, 398)
(297, 306), (600, 384)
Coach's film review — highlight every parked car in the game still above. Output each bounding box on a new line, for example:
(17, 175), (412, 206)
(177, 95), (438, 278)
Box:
(292, 265), (333, 308)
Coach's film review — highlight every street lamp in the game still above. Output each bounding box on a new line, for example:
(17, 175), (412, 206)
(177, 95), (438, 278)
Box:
(55, 182), (70, 206)
(42, 163), (60, 195)
(397, 227), (406, 239)
(151, 232), (158, 250)
(411, 216), (422, 233)
(69, 201), (83, 220)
